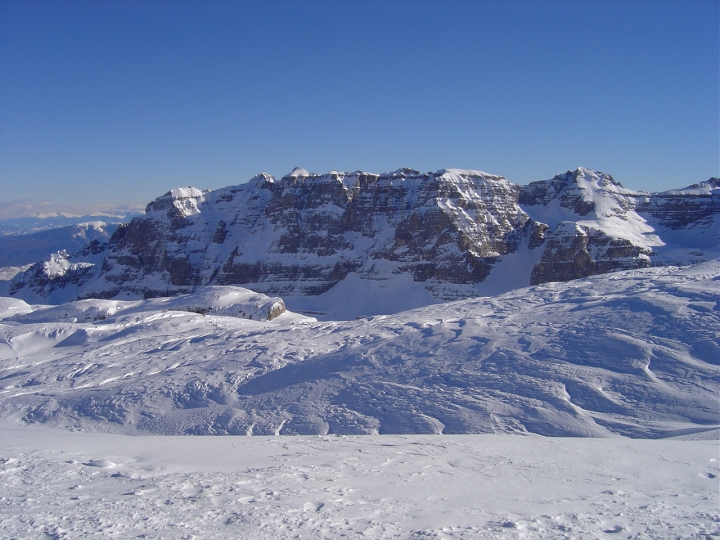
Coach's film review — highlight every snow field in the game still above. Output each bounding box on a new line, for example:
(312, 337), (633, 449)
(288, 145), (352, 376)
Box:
(0, 426), (717, 539)
(0, 261), (718, 538)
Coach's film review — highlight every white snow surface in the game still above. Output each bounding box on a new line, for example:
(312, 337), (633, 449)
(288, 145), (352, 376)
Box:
(286, 271), (439, 319)
(0, 423), (717, 539)
(0, 263), (718, 538)
(0, 261), (717, 439)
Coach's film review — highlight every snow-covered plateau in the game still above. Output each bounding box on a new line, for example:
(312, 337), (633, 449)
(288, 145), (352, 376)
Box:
(0, 236), (718, 535)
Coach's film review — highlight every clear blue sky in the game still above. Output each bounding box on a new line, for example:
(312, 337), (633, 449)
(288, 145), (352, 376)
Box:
(0, 0), (718, 214)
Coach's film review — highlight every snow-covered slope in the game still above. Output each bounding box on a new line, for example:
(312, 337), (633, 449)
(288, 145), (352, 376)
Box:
(1, 262), (717, 438)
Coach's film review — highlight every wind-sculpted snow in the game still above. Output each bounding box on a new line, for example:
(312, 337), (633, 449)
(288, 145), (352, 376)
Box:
(5, 286), (287, 325)
(0, 262), (717, 438)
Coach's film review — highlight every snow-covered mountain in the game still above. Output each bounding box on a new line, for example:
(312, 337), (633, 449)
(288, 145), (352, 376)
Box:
(522, 170), (719, 284)
(1, 261), (717, 438)
(6, 167), (718, 319)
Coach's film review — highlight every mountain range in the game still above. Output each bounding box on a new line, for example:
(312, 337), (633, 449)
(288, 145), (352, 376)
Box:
(0, 221), (120, 267)
(0, 210), (142, 237)
(6, 167), (717, 319)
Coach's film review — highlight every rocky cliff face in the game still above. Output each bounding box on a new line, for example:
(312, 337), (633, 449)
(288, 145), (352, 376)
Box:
(520, 168), (654, 285)
(520, 169), (718, 285)
(7, 167), (719, 317)
(636, 178), (720, 230)
(77, 168), (533, 305)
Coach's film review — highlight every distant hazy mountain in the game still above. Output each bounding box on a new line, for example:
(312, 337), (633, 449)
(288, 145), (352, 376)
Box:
(5, 167), (718, 318)
(0, 221), (120, 267)
(0, 210), (141, 236)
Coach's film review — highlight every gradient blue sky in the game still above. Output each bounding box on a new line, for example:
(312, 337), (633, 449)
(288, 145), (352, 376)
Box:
(0, 0), (718, 215)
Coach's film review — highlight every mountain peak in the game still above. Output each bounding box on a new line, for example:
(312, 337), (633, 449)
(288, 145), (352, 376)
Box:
(145, 186), (206, 218)
(381, 168), (422, 178)
(169, 187), (205, 199)
(282, 167), (312, 179)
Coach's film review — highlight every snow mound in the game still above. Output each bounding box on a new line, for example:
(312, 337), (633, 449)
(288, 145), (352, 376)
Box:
(282, 167), (311, 179)
(12, 299), (123, 323)
(0, 297), (35, 320)
(145, 287), (287, 321)
(7, 286), (289, 323)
